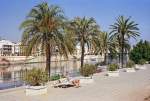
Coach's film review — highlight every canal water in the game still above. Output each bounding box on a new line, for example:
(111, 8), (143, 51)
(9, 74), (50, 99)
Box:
(0, 58), (100, 90)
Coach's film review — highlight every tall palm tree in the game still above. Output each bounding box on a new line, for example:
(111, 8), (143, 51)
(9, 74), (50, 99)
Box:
(69, 17), (100, 72)
(20, 2), (71, 77)
(110, 16), (140, 68)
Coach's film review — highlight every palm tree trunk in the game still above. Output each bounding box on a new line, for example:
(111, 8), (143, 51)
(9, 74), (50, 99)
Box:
(119, 52), (121, 66)
(104, 53), (106, 65)
(104, 49), (108, 65)
(118, 36), (121, 67)
(121, 35), (124, 68)
(45, 43), (51, 78)
(80, 41), (85, 73)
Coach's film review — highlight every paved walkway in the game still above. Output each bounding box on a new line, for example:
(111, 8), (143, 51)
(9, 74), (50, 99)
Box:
(0, 65), (150, 101)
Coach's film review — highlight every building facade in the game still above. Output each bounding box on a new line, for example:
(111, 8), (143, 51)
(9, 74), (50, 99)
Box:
(0, 39), (21, 56)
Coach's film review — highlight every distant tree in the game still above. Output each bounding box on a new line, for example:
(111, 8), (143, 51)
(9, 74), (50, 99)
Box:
(129, 40), (150, 63)
(93, 32), (117, 64)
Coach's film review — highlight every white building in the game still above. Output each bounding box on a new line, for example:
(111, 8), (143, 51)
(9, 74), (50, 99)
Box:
(76, 44), (94, 55)
(0, 39), (20, 56)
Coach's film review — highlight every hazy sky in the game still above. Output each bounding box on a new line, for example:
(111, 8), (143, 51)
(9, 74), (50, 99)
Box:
(0, 0), (150, 44)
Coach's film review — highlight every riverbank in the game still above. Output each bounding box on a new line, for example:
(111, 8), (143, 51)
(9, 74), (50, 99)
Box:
(0, 55), (102, 63)
(0, 65), (150, 101)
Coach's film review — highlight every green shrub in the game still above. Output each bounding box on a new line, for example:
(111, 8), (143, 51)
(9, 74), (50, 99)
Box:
(126, 60), (135, 68)
(24, 68), (48, 86)
(80, 64), (96, 77)
(108, 64), (118, 71)
(138, 59), (146, 65)
(129, 40), (150, 63)
(50, 74), (61, 81)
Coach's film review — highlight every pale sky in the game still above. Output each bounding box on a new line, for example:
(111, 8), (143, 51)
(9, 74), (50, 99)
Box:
(0, 0), (150, 45)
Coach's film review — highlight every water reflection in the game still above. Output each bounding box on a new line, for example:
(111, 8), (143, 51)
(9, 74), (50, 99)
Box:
(0, 58), (101, 89)
(0, 59), (81, 82)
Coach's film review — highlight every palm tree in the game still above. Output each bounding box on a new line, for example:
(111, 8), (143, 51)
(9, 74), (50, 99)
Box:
(69, 17), (100, 72)
(112, 36), (131, 65)
(110, 16), (140, 68)
(93, 31), (117, 65)
(20, 2), (71, 77)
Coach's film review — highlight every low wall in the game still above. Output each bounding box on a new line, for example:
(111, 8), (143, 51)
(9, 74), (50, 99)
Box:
(0, 56), (27, 61)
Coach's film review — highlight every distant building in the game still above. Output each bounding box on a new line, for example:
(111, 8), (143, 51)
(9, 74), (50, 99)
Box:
(76, 44), (94, 55)
(0, 39), (21, 56)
